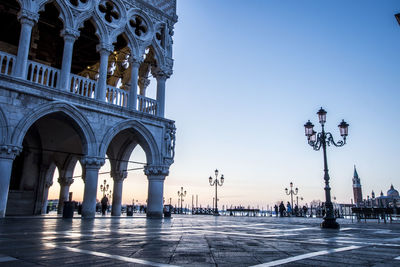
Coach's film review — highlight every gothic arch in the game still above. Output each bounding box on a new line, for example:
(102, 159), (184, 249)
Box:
(53, 0), (74, 29)
(144, 43), (165, 69)
(0, 106), (9, 144)
(100, 119), (160, 165)
(75, 14), (107, 44)
(11, 101), (97, 156)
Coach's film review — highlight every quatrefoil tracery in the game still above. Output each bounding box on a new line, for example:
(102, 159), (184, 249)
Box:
(129, 16), (147, 37)
(69, 0), (88, 7)
(99, 1), (120, 24)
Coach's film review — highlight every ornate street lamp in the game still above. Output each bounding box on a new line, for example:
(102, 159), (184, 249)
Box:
(304, 107), (349, 229)
(100, 179), (109, 197)
(285, 182), (298, 214)
(209, 169), (224, 216)
(177, 187), (186, 214)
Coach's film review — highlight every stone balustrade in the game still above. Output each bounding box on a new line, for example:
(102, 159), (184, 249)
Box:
(70, 73), (97, 99)
(138, 95), (158, 115)
(0, 50), (159, 115)
(106, 85), (129, 107)
(0, 51), (15, 76)
(26, 60), (60, 88)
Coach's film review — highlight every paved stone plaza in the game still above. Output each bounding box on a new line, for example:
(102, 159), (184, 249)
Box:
(0, 215), (399, 266)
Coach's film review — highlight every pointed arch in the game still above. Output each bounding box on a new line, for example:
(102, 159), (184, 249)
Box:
(0, 106), (9, 144)
(54, 0), (75, 29)
(100, 119), (160, 165)
(11, 101), (97, 156)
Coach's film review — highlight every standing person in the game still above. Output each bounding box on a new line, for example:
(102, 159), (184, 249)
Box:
(303, 205), (308, 217)
(294, 204), (299, 216)
(279, 201), (286, 217)
(274, 204), (278, 217)
(287, 202), (292, 216)
(101, 195), (108, 215)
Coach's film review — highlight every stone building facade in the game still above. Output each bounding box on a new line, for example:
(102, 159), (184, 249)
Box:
(0, 0), (177, 218)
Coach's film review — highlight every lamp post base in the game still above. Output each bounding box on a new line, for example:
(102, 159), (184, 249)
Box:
(320, 218), (340, 229)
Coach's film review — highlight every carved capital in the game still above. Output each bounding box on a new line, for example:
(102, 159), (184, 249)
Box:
(96, 43), (114, 54)
(61, 28), (80, 40)
(58, 177), (74, 187)
(129, 56), (143, 68)
(18, 9), (39, 25)
(112, 170), (128, 182)
(144, 165), (169, 177)
(0, 145), (22, 160)
(151, 67), (172, 80)
(45, 180), (53, 188)
(81, 156), (105, 169)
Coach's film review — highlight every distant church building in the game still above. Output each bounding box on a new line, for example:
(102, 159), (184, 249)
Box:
(375, 185), (400, 207)
(0, 0), (177, 218)
(352, 166), (363, 205)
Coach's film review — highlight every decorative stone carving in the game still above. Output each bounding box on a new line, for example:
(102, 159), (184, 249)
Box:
(18, 9), (39, 25)
(164, 127), (176, 159)
(112, 170), (128, 181)
(144, 165), (169, 176)
(69, 0), (88, 8)
(96, 43), (114, 54)
(81, 156), (105, 169)
(58, 177), (74, 187)
(151, 66), (172, 80)
(61, 28), (80, 40)
(130, 15), (148, 37)
(0, 145), (22, 160)
(45, 180), (53, 188)
(98, 1), (120, 24)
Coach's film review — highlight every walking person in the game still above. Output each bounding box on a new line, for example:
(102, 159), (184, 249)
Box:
(101, 195), (108, 215)
(274, 204), (278, 217)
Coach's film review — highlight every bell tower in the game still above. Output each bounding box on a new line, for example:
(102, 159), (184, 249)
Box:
(352, 165), (363, 205)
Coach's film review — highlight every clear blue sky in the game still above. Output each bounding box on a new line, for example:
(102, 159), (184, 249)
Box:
(165, 0), (400, 207)
(52, 0), (400, 208)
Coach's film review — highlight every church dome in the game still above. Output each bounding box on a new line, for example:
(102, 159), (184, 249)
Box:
(387, 184), (399, 197)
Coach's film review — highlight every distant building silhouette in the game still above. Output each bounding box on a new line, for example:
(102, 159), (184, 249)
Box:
(352, 166), (363, 206)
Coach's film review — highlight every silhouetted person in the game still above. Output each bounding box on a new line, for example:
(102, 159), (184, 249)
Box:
(287, 202), (292, 216)
(101, 195), (108, 215)
(303, 205), (308, 217)
(294, 204), (299, 216)
(274, 204), (278, 217)
(279, 201), (286, 217)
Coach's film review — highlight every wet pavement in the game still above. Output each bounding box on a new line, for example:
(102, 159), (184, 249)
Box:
(0, 215), (399, 266)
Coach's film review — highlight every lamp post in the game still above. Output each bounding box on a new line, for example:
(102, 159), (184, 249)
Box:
(209, 169), (224, 216)
(296, 196), (303, 207)
(100, 179), (109, 197)
(285, 182), (298, 214)
(177, 187), (186, 214)
(304, 107), (349, 229)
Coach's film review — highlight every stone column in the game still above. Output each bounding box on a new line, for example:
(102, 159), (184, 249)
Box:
(13, 9), (39, 78)
(111, 171), (127, 216)
(58, 28), (80, 91)
(144, 165), (169, 218)
(152, 69), (170, 117)
(96, 43), (113, 101)
(81, 157), (104, 218)
(57, 177), (74, 214)
(41, 179), (53, 214)
(127, 58), (141, 110)
(0, 145), (22, 218)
